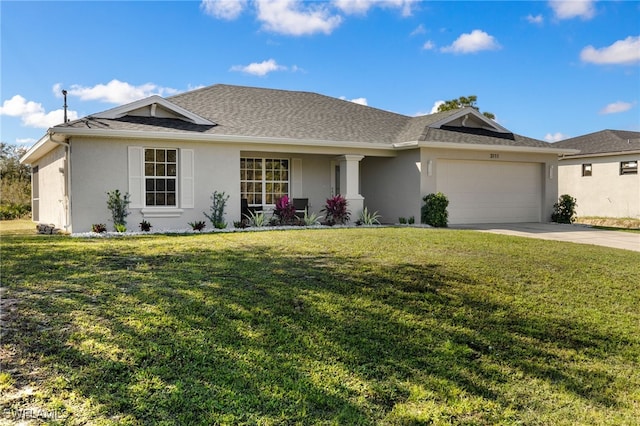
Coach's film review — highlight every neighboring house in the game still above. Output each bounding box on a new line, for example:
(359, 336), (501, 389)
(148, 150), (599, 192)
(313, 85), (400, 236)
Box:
(554, 130), (640, 219)
(21, 84), (573, 233)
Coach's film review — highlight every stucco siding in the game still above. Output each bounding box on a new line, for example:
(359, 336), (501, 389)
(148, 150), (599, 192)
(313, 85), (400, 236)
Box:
(361, 150), (421, 224)
(292, 155), (333, 216)
(70, 138), (241, 233)
(558, 154), (640, 218)
(32, 145), (67, 229)
(68, 139), (343, 232)
(421, 148), (558, 223)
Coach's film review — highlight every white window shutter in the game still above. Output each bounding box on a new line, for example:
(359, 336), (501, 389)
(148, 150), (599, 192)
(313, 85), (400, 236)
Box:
(181, 149), (195, 208)
(291, 158), (302, 197)
(128, 146), (143, 208)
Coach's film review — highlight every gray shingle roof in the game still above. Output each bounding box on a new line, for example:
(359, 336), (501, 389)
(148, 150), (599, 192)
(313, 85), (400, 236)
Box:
(553, 130), (640, 156)
(59, 84), (555, 149)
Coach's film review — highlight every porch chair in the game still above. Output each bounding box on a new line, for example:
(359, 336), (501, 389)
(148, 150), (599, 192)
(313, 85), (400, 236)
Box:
(292, 198), (309, 218)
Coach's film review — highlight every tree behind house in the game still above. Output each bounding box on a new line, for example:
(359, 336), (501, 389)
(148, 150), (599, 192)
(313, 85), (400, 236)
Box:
(437, 95), (496, 120)
(0, 143), (31, 219)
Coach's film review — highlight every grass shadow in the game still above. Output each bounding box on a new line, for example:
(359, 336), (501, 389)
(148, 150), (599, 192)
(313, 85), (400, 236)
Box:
(1, 230), (638, 424)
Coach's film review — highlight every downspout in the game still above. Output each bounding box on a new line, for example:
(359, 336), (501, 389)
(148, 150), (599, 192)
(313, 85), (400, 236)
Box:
(49, 131), (72, 232)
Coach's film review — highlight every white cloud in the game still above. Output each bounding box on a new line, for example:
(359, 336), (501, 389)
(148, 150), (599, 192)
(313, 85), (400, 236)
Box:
(580, 36), (640, 65)
(339, 96), (368, 106)
(187, 84), (206, 91)
(545, 132), (569, 142)
(230, 59), (287, 76)
(0, 95), (42, 117)
(350, 97), (368, 106)
(549, 0), (596, 20)
(410, 24), (426, 36)
(413, 100), (444, 116)
(379, 0), (417, 17)
(333, 0), (372, 15)
(0, 94), (79, 128)
(599, 101), (634, 115)
(201, 0), (416, 36)
(62, 79), (180, 104)
(441, 29), (501, 54)
(422, 40), (435, 50)
(526, 14), (544, 24)
(429, 100), (445, 114)
(16, 138), (37, 145)
(256, 0), (343, 36)
(200, 0), (247, 20)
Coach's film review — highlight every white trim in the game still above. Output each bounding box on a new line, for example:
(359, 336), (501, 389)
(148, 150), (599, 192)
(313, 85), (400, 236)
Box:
(180, 149), (195, 208)
(428, 107), (511, 134)
(20, 131), (67, 164)
(396, 140), (577, 155)
(27, 123), (576, 162)
(559, 150), (640, 160)
(141, 208), (184, 218)
(43, 127), (396, 151)
(128, 146), (144, 208)
(91, 95), (215, 125)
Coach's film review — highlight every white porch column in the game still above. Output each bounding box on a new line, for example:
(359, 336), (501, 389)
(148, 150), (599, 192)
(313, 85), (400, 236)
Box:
(337, 154), (364, 223)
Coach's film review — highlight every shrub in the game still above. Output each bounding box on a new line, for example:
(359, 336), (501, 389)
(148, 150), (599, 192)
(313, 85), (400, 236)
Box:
(551, 194), (577, 224)
(323, 195), (350, 225)
(0, 203), (30, 220)
(106, 189), (130, 230)
(398, 217), (407, 224)
(302, 209), (322, 226)
(408, 216), (415, 225)
(92, 223), (107, 233)
(421, 192), (449, 227)
(358, 207), (381, 225)
(274, 195), (297, 225)
(189, 221), (206, 231)
(139, 220), (152, 232)
(114, 223), (127, 233)
(204, 191), (229, 229)
(245, 211), (267, 227)
(233, 220), (248, 229)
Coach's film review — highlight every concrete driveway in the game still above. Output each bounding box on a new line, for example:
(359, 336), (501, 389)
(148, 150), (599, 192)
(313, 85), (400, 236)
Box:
(453, 222), (640, 252)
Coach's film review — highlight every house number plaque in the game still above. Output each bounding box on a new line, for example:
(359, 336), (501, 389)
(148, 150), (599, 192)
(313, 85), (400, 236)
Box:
(490, 153), (500, 159)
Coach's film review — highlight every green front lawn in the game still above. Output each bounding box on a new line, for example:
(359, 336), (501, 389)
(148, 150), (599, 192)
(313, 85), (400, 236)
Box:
(1, 228), (639, 425)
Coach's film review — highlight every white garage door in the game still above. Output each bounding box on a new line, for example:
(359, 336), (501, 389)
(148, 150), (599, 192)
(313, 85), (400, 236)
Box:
(436, 160), (542, 224)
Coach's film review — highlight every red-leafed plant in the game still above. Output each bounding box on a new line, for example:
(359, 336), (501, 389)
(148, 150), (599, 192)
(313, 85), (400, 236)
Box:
(274, 195), (297, 225)
(323, 195), (350, 225)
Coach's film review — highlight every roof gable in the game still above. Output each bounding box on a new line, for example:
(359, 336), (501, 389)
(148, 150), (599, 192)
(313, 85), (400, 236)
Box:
(428, 107), (510, 133)
(91, 95), (215, 125)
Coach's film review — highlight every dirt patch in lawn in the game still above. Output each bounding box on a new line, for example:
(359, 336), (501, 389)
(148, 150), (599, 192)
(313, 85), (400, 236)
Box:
(575, 217), (640, 230)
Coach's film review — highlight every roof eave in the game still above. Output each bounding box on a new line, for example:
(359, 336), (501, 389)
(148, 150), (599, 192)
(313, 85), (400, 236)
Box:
(46, 127), (397, 152)
(559, 149), (640, 160)
(19, 131), (62, 164)
(410, 140), (578, 155)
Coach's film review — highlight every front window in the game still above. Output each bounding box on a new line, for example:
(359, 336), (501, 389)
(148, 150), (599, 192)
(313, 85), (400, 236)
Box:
(620, 161), (638, 175)
(241, 158), (289, 206)
(145, 148), (177, 206)
(582, 163), (592, 177)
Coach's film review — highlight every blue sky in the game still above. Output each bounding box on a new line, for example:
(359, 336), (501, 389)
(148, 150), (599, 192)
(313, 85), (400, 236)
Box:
(1, 0), (639, 147)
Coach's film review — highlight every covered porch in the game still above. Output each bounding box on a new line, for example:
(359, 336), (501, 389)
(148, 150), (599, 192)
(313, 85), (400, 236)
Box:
(237, 152), (366, 223)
